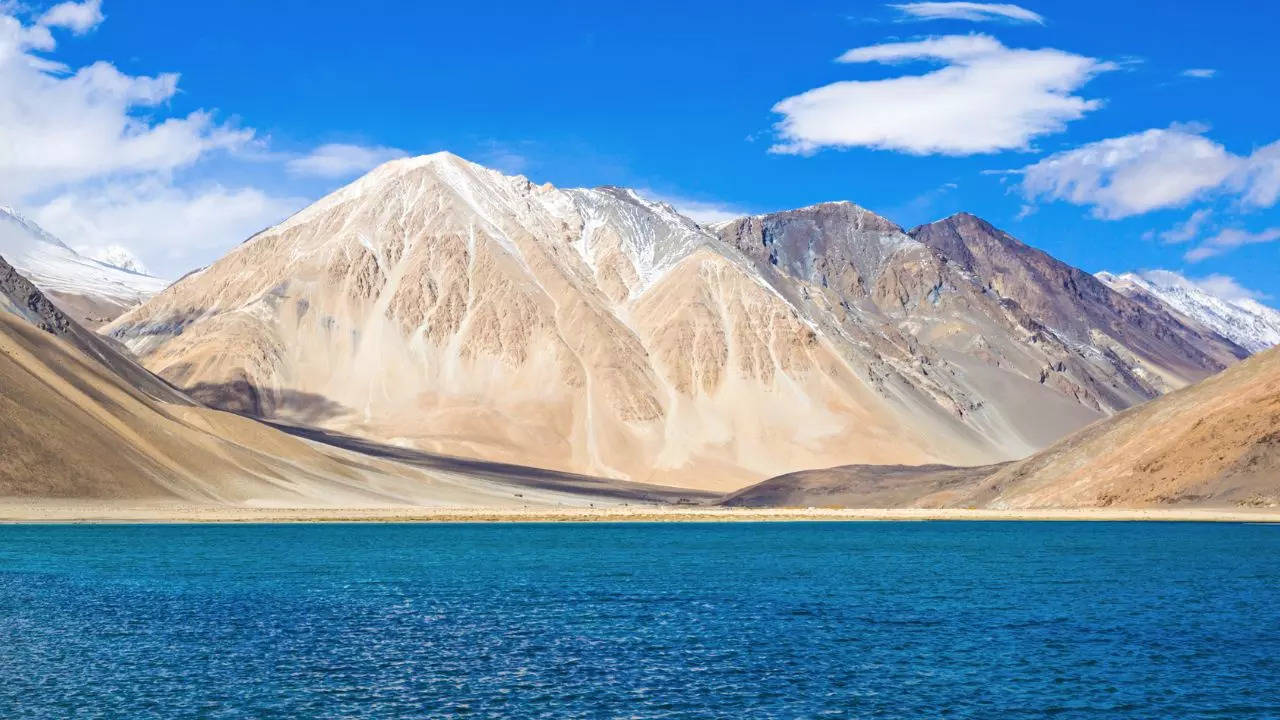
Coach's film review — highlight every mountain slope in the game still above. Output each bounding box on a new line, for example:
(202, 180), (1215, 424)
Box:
(107, 154), (1019, 490)
(1097, 270), (1280, 353)
(727, 346), (1280, 509)
(908, 213), (1246, 390)
(716, 204), (1245, 439)
(969, 345), (1280, 508)
(106, 154), (1255, 490)
(0, 206), (168, 327)
(0, 253), (669, 509)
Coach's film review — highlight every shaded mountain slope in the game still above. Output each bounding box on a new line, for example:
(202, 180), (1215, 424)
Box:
(0, 254), (675, 508)
(970, 345), (1280, 508)
(721, 463), (1004, 508)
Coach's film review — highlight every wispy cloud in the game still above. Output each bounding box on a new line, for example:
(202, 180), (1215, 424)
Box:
(0, 4), (322, 277)
(1184, 227), (1280, 262)
(475, 140), (534, 175)
(1147, 208), (1214, 244)
(890, 2), (1044, 24)
(1184, 273), (1270, 302)
(285, 143), (408, 178)
(771, 34), (1113, 156)
(0, 12), (253, 201)
(33, 178), (303, 276)
(1180, 68), (1216, 79)
(1019, 125), (1280, 218)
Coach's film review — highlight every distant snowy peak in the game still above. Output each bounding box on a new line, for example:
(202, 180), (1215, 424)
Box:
(0, 206), (167, 312)
(0, 205), (68, 249)
(1097, 270), (1280, 353)
(80, 244), (150, 275)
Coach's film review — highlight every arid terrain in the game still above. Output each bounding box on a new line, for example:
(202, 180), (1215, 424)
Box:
(0, 155), (1275, 520)
(730, 345), (1280, 510)
(102, 155), (1245, 490)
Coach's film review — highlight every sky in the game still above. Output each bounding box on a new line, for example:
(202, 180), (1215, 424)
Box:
(0, 0), (1278, 303)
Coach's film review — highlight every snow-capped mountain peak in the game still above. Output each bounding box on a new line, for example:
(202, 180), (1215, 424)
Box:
(0, 205), (68, 249)
(1097, 270), (1280, 353)
(0, 206), (169, 326)
(79, 244), (151, 276)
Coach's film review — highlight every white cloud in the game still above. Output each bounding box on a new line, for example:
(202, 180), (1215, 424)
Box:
(1180, 68), (1216, 79)
(39, 0), (102, 34)
(771, 34), (1114, 156)
(32, 178), (303, 278)
(890, 2), (1044, 24)
(476, 141), (532, 175)
(1020, 126), (1235, 218)
(285, 143), (408, 178)
(1150, 208), (1214, 244)
(1186, 273), (1269, 302)
(1184, 227), (1280, 263)
(0, 6), (340, 277)
(1239, 140), (1280, 208)
(0, 11), (252, 200)
(1020, 127), (1280, 218)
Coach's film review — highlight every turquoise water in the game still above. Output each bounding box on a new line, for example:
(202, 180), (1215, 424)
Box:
(0, 522), (1277, 718)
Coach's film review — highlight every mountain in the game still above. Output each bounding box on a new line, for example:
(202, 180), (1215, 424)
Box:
(907, 213), (1246, 387)
(1096, 270), (1280, 353)
(82, 244), (151, 275)
(727, 344), (1280, 509)
(0, 206), (168, 327)
(0, 253), (680, 509)
(968, 345), (1280, 508)
(107, 154), (991, 490)
(105, 154), (1247, 490)
(716, 205), (1244, 431)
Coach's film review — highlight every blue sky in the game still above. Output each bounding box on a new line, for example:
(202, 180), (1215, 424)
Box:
(1, 0), (1277, 303)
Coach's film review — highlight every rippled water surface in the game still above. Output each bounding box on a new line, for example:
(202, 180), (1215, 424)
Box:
(1, 522), (1278, 718)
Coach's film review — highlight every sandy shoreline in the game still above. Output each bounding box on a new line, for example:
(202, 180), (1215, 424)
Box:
(1, 502), (1278, 524)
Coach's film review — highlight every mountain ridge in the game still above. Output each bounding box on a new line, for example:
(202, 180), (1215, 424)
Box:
(1097, 269), (1280, 353)
(104, 153), (1249, 490)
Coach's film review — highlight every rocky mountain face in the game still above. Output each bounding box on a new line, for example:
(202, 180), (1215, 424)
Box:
(0, 206), (168, 328)
(1097, 270), (1280, 354)
(908, 213), (1247, 390)
(106, 154), (1249, 490)
(716, 205), (1244, 430)
(0, 250), (186, 404)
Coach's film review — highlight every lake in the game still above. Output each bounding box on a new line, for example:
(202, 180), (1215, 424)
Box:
(0, 522), (1277, 718)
